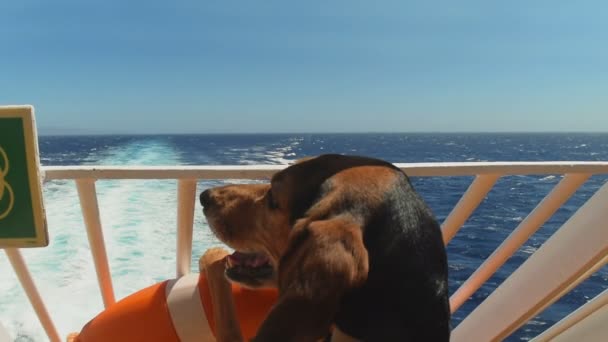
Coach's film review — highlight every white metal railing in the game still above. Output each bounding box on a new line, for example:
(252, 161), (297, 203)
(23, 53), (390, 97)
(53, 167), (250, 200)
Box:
(4, 161), (608, 342)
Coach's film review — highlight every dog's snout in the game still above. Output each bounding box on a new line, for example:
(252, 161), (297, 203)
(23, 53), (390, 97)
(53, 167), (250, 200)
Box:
(200, 189), (214, 208)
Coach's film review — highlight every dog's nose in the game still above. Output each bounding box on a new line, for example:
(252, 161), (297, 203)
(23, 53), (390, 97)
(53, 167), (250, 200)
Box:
(200, 189), (214, 208)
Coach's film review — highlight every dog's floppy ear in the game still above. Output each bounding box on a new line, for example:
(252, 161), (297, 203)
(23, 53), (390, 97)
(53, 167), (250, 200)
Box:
(252, 216), (368, 341)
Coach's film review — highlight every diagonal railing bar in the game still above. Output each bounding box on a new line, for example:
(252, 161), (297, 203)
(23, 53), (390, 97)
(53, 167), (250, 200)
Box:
(532, 288), (608, 341)
(176, 179), (197, 278)
(76, 179), (115, 308)
(451, 181), (608, 341)
(441, 174), (501, 245)
(449, 173), (591, 313)
(4, 249), (61, 342)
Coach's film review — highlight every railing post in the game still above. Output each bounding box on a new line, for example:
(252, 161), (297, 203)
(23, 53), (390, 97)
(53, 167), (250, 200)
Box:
(76, 178), (115, 308)
(532, 288), (608, 341)
(5, 248), (61, 342)
(451, 180), (608, 342)
(450, 173), (591, 313)
(0, 321), (10, 341)
(442, 174), (501, 244)
(176, 179), (197, 278)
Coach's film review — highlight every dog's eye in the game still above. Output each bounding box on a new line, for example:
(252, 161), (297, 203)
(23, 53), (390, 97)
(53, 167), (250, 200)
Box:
(266, 191), (279, 210)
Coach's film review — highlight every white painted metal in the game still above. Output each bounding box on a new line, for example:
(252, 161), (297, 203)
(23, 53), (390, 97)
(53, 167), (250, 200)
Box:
(449, 173), (591, 312)
(44, 165), (283, 180)
(42, 161), (608, 180)
(533, 288), (608, 341)
(76, 179), (116, 308)
(452, 181), (608, 342)
(441, 174), (501, 245)
(176, 179), (197, 278)
(0, 320), (11, 342)
(4, 249), (60, 342)
(550, 302), (608, 342)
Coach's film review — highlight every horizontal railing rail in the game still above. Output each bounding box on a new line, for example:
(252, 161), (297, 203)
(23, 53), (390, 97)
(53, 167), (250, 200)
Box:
(5, 161), (608, 342)
(42, 161), (608, 179)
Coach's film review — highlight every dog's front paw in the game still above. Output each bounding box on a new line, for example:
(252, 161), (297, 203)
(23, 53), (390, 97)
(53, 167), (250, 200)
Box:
(199, 247), (230, 273)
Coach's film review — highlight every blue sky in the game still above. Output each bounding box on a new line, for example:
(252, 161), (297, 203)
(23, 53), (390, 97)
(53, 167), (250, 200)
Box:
(1, 1), (607, 134)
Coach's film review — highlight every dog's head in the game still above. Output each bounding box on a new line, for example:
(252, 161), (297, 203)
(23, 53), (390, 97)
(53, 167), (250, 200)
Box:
(200, 154), (401, 289)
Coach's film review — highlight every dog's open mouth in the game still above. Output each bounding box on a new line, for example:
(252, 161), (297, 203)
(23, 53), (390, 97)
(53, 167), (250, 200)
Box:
(225, 251), (274, 285)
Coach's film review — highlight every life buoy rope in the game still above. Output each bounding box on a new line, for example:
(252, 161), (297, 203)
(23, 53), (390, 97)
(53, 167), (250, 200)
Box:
(165, 274), (213, 340)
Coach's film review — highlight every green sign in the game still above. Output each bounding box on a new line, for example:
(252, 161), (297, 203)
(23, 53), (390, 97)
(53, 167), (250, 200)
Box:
(0, 105), (48, 248)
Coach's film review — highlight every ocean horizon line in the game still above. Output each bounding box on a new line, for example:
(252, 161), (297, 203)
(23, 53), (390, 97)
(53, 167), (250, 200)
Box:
(38, 131), (608, 137)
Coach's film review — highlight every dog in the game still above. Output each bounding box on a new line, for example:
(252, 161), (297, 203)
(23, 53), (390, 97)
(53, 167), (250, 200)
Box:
(200, 154), (450, 341)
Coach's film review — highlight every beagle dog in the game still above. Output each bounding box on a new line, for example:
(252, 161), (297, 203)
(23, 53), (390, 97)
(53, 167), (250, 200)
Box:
(200, 154), (450, 341)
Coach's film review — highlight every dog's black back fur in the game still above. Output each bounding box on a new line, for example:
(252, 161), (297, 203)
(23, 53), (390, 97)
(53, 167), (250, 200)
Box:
(291, 155), (451, 341)
(335, 171), (450, 341)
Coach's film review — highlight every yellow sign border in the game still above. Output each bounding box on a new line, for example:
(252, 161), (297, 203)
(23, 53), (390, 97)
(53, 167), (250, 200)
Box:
(0, 105), (48, 248)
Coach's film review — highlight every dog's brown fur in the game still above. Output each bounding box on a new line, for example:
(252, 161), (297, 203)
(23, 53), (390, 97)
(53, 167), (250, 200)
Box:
(199, 248), (244, 342)
(201, 154), (450, 341)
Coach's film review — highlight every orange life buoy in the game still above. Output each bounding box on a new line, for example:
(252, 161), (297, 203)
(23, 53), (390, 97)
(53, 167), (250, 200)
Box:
(68, 273), (278, 342)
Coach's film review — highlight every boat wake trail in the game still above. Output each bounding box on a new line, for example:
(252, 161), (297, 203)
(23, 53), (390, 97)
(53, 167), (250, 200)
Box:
(0, 139), (221, 341)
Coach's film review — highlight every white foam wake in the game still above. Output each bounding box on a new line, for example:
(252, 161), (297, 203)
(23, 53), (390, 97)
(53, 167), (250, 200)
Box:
(0, 139), (222, 341)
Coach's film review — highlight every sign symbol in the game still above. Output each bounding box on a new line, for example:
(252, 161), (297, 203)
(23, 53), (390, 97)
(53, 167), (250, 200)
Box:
(0, 146), (14, 220)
